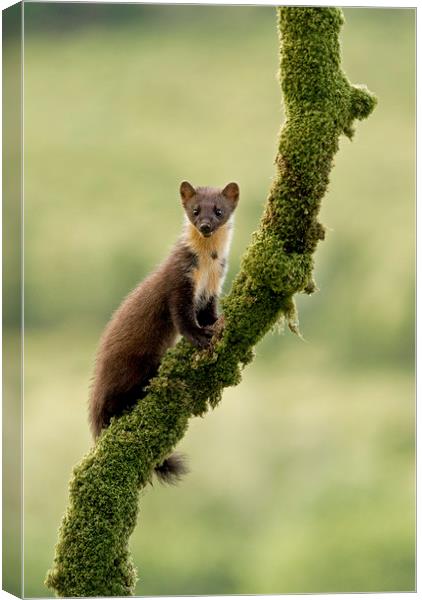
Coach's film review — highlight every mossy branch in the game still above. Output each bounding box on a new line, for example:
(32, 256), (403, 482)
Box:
(46, 7), (376, 597)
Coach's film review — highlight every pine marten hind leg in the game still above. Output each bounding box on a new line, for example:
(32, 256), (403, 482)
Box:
(92, 357), (160, 438)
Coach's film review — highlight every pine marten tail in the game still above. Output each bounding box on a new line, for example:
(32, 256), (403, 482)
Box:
(154, 452), (189, 485)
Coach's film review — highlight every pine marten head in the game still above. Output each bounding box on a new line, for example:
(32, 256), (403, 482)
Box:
(180, 181), (239, 238)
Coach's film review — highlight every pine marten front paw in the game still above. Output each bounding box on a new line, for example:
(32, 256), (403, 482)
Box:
(187, 326), (214, 349)
(212, 314), (225, 337)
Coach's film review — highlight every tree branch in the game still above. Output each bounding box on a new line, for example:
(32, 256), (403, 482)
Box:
(46, 7), (376, 597)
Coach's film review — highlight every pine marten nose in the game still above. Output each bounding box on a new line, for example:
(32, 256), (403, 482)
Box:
(199, 223), (211, 235)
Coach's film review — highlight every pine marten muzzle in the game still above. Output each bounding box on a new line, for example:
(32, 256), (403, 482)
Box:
(89, 181), (239, 483)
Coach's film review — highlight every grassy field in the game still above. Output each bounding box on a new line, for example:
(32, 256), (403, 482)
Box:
(15, 5), (416, 596)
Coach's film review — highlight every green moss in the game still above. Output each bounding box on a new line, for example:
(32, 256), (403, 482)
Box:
(45, 7), (376, 596)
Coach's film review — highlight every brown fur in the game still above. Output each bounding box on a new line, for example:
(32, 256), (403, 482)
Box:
(89, 182), (239, 480)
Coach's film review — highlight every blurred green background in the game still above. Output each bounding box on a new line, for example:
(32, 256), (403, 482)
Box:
(13, 3), (415, 596)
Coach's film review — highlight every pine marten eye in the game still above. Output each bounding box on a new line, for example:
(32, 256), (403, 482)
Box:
(192, 207), (200, 217)
(215, 207), (223, 218)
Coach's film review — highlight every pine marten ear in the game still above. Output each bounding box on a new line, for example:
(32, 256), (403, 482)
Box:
(222, 182), (240, 206)
(180, 181), (196, 205)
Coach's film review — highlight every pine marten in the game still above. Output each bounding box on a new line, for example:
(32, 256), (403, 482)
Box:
(89, 181), (239, 483)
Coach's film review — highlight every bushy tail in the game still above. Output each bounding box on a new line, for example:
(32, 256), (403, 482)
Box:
(154, 452), (189, 485)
